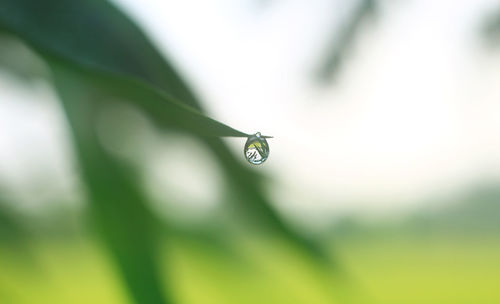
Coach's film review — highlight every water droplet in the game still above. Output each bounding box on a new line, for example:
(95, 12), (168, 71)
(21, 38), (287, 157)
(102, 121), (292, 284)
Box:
(244, 132), (270, 165)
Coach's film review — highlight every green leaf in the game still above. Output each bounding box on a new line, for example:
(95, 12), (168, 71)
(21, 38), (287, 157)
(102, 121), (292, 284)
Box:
(51, 56), (248, 138)
(316, 0), (376, 82)
(0, 0), (200, 108)
(483, 7), (500, 47)
(0, 196), (25, 244)
(0, 0), (248, 137)
(51, 61), (173, 304)
(0, 33), (48, 82)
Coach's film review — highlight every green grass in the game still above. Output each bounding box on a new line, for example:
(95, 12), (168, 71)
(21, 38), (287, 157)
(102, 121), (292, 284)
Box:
(334, 235), (500, 304)
(1, 234), (499, 304)
(0, 240), (130, 304)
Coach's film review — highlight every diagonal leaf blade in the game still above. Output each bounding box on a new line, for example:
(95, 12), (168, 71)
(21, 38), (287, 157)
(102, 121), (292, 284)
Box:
(51, 61), (173, 304)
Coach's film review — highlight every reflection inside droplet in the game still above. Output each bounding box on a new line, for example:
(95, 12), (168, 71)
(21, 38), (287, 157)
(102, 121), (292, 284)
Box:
(244, 132), (270, 165)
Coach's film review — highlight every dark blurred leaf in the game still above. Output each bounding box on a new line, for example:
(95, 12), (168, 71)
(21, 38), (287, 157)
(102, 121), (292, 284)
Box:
(52, 58), (248, 137)
(0, 4), (247, 137)
(0, 34), (48, 82)
(0, 196), (25, 243)
(316, 0), (376, 83)
(483, 8), (500, 47)
(0, 0), (201, 108)
(52, 61), (172, 304)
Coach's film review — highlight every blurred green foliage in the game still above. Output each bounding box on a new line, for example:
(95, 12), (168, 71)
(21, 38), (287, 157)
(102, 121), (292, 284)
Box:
(1, 227), (500, 304)
(316, 0), (376, 83)
(1, 1), (500, 304)
(483, 7), (500, 47)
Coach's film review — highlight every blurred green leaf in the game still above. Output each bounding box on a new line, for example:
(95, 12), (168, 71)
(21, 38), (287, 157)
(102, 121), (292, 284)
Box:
(0, 196), (25, 244)
(0, 0), (248, 137)
(52, 61), (173, 304)
(0, 33), (48, 82)
(51, 57), (248, 137)
(316, 0), (376, 83)
(0, 0), (200, 108)
(483, 7), (500, 48)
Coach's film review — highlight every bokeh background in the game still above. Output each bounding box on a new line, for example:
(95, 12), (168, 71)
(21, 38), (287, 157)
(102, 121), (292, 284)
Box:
(1, 0), (500, 303)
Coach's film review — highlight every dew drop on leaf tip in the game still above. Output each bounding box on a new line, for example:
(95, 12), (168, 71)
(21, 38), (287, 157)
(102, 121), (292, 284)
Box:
(244, 132), (270, 165)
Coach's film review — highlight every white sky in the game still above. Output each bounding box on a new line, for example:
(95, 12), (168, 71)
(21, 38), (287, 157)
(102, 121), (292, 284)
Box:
(1, 0), (500, 222)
